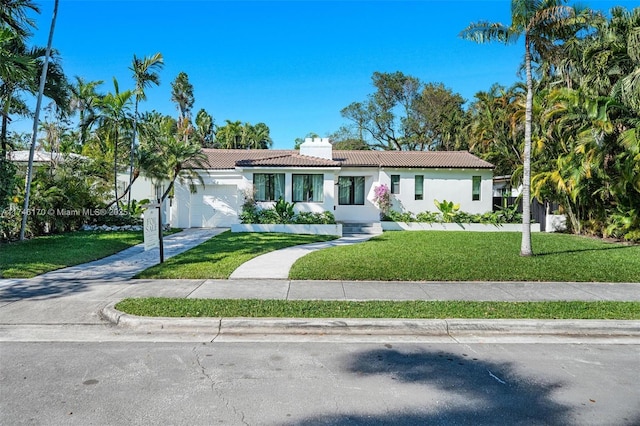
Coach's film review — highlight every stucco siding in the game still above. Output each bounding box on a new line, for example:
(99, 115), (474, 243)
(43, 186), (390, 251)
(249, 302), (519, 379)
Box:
(378, 169), (493, 215)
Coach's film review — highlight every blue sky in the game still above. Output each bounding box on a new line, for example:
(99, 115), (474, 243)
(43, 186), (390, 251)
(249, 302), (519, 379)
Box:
(19, 0), (627, 149)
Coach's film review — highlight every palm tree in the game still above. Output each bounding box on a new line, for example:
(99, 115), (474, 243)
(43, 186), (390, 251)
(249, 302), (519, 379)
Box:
(170, 71), (194, 144)
(249, 122), (272, 149)
(0, 37), (68, 156)
(19, 0), (59, 240)
(194, 108), (215, 147)
(127, 52), (163, 207)
(460, 0), (591, 256)
(138, 113), (206, 203)
(69, 76), (103, 146)
(0, 0), (39, 38)
(95, 78), (133, 208)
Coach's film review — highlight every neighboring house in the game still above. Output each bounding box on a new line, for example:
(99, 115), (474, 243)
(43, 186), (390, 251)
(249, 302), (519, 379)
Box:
(6, 150), (85, 165)
(170, 138), (494, 228)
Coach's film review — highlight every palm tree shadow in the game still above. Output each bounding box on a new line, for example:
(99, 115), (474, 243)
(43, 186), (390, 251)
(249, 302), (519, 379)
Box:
(534, 244), (634, 257)
(290, 348), (572, 426)
(0, 278), (89, 301)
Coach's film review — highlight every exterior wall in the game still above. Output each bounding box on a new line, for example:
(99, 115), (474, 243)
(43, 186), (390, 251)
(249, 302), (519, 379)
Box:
(378, 169), (493, 215)
(171, 170), (248, 228)
(246, 167), (339, 216)
(117, 173), (171, 224)
(171, 166), (493, 228)
(333, 168), (380, 222)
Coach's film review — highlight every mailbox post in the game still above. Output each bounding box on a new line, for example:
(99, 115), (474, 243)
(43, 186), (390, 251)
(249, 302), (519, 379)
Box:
(143, 199), (164, 263)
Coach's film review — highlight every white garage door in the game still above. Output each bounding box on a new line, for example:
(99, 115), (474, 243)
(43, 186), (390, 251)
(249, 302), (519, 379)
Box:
(190, 185), (239, 227)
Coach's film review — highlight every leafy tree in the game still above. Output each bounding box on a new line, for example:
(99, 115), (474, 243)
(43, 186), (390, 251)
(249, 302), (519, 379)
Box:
(341, 72), (467, 151)
(467, 83), (524, 176)
(341, 71), (420, 150)
(327, 126), (369, 150)
(460, 0), (593, 256)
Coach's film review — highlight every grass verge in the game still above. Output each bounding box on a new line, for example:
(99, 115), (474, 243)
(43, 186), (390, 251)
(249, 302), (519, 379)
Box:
(0, 231), (144, 278)
(135, 231), (337, 279)
(289, 231), (640, 282)
(115, 298), (640, 320)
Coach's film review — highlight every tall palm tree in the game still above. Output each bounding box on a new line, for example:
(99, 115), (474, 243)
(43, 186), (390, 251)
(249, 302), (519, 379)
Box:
(127, 52), (163, 207)
(95, 78), (133, 208)
(170, 71), (194, 144)
(460, 0), (591, 256)
(19, 0), (59, 240)
(69, 76), (103, 146)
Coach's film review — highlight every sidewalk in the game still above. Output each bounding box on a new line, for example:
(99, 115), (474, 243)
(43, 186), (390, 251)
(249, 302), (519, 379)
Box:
(1, 228), (639, 340)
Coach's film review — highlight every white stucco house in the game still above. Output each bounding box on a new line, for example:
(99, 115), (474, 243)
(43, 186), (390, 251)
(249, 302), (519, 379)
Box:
(168, 138), (494, 228)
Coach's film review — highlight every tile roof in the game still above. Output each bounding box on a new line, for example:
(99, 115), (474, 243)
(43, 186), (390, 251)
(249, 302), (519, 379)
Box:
(198, 149), (494, 170)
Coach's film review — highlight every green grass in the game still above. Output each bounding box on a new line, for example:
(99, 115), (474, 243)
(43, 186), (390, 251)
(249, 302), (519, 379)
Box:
(289, 231), (640, 282)
(135, 231), (337, 279)
(115, 298), (640, 320)
(0, 231), (144, 278)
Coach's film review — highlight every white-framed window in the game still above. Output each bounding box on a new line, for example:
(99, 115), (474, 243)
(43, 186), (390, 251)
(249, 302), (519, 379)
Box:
(415, 175), (424, 200)
(253, 173), (285, 201)
(391, 175), (400, 194)
(292, 174), (324, 202)
(338, 176), (365, 205)
(472, 176), (481, 201)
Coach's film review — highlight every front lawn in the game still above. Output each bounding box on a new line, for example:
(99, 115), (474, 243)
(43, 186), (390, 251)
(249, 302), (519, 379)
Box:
(135, 231), (337, 279)
(115, 298), (640, 320)
(0, 231), (144, 278)
(289, 231), (640, 282)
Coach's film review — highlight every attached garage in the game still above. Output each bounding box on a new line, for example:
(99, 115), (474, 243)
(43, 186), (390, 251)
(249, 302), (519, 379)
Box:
(189, 185), (239, 227)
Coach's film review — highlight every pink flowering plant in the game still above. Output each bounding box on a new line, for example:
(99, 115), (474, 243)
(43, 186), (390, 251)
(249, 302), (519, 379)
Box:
(373, 184), (392, 217)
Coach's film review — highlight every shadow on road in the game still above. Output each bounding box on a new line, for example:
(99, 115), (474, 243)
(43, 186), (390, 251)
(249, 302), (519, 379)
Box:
(292, 347), (571, 425)
(0, 279), (89, 301)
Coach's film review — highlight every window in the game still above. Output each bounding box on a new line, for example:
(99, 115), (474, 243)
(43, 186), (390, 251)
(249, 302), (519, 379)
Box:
(253, 173), (285, 201)
(414, 175), (424, 200)
(472, 176), (481, 201)
(338, 176), (365, 205)
(391, 175), (400, 194)
(292, 174), (324, 202)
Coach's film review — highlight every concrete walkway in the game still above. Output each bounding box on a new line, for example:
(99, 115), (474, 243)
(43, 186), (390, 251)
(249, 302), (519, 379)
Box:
(229, 234), (377, 279)
(34, 228), (227, 281)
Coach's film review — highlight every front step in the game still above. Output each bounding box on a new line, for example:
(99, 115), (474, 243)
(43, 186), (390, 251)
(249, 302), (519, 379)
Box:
(340, 222), (383, 235)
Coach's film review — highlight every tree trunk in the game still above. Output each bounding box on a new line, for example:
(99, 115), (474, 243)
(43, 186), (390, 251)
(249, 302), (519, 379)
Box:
(19, 0), (58, 240)
(520, 36), (533, 256)
(127, 99), (139, 209)
(113, 127), (119, 211)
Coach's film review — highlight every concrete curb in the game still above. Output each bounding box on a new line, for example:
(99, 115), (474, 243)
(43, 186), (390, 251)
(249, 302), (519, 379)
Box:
(101, 303), (640, 337)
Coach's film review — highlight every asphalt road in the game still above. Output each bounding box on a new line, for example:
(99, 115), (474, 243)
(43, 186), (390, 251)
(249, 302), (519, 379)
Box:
(1, 340), (638, 425)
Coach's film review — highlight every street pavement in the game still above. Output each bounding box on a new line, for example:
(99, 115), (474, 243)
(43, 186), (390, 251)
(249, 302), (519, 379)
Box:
(1, 227), (639, 341)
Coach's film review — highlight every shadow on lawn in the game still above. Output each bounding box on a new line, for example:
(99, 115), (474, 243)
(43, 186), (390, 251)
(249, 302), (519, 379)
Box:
(290, 347), (571, 426)
(534, 243), (636, 257)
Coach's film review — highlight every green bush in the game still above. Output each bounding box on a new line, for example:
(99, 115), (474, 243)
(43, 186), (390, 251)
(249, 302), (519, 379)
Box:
(240, 202), (336, 225)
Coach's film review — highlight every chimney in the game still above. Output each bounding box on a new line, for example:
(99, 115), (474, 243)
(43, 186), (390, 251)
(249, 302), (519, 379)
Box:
(299, 137), (333, 160)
